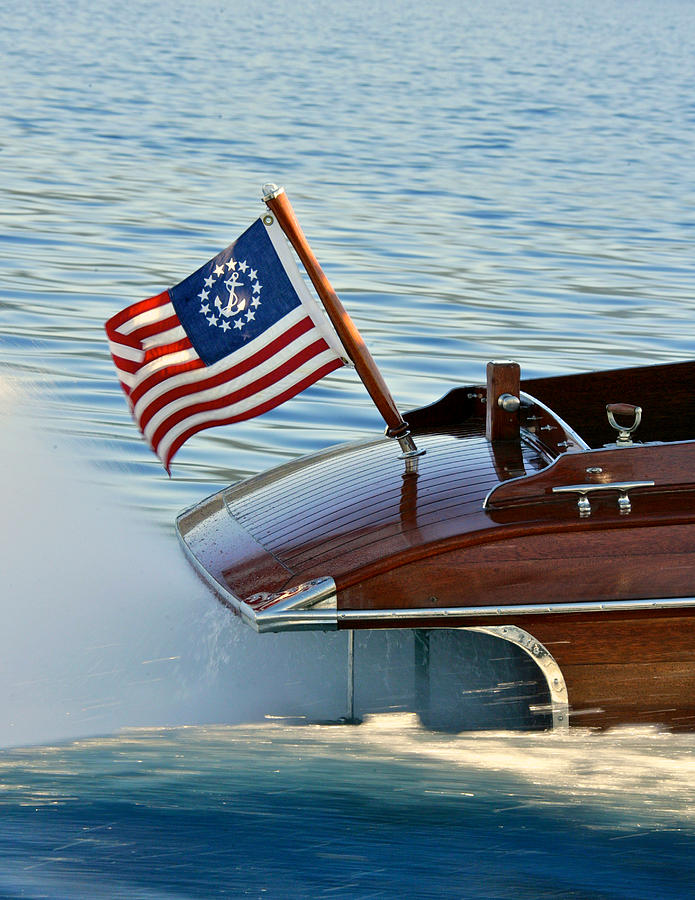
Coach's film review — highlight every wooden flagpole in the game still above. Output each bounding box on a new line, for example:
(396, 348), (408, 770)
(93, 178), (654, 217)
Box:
(262, 184), (423, 461)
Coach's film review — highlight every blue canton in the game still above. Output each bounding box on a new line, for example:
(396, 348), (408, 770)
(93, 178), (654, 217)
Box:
(170, 218), (302, 367)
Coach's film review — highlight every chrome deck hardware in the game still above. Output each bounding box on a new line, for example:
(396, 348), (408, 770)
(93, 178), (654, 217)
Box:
(497, 392), (521, 412)
(606, 403), (642, 445)
(552, 480), (654, 517)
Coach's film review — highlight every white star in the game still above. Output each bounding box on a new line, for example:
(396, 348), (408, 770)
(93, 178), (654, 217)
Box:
(234, 319), (244, 330)
(250, 297), (261, 308)
(221, 321), (231, 332)
(204, 275), (215, 288)
(207, 314), (218, 326)
(238, 260), (248, 273)
(246, 310), (256, 322)
(248, 269), (257, 281)
(226, 259), (237, 271)
(252, 281), (262, 294)
(214, 263), (225, 277)
(198, 288), (209, 301)
(200, 303), (210, 314)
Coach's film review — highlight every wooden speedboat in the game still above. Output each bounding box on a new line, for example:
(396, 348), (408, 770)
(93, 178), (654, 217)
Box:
(103, 181), (694, 732)
(177, 355), (695, 732)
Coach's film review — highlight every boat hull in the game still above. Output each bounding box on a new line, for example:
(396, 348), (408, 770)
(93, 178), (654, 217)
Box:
(177, 360), (695, 730)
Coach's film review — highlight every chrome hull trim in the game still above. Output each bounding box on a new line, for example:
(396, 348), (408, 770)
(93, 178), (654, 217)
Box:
(251, 593), (338, 632)
(337, 595), (695, 626)
(254, 608), (337, 633)
(471, 625), (569, 730)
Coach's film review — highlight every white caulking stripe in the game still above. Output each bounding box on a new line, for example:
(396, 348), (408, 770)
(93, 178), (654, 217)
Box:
(155, 347), (339, 462)
(140, 325), (329, 440)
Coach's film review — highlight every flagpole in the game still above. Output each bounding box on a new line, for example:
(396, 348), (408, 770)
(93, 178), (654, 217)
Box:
(262, 184), (424, 463)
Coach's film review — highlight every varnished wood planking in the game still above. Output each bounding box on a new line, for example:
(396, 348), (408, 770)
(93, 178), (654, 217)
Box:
(526, 614), (695, 666)
(177, 493), (293, 599)
(226, 427), (550, 581)
(227, 434), (477, 543)
(338, 522), (695, 609)
(528, 612), (695, 729)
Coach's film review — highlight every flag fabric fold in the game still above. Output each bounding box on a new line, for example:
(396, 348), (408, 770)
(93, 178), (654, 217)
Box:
(106, 216), (347, 471)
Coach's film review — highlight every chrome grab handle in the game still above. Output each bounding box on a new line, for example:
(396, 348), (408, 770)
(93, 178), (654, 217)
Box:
(552, 480), (654, 517)
(606, 403), (642, 445)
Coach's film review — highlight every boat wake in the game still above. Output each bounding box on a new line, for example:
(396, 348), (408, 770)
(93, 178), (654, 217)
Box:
(351, 712), (695, 828)
(0, 380), (347, 748)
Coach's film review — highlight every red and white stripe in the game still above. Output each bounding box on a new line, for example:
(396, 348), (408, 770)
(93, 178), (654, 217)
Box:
(106, 290), (345, 471)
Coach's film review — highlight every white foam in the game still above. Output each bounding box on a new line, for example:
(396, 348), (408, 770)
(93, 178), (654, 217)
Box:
(0, 378), (347, 747)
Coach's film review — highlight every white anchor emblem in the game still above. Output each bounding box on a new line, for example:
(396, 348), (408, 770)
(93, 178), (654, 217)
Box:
(215, 270), (247, 319)
(199, 256), (262, 332)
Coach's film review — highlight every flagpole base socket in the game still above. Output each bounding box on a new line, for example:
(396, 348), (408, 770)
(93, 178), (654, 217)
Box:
(385, 424), (426, 464)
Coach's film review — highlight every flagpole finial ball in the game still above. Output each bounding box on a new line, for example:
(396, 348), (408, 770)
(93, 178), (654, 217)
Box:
(262, 183), (284, 201)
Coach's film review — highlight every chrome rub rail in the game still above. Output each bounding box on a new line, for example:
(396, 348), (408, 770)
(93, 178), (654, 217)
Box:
(336, 596), (695, 625)
(180, 536), (695, 633)
(250, 594), (695, 632)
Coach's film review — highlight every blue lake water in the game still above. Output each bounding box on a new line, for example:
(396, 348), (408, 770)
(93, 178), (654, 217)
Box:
(2, 0), (695, 896)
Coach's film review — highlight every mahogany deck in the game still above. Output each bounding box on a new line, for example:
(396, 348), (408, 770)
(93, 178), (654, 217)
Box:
(222, 423), (549, 592)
